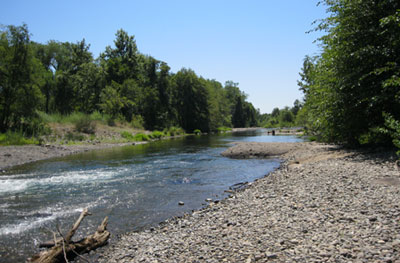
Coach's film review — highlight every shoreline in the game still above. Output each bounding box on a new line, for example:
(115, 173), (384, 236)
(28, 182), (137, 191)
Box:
(0, 142), (142, 171)
(93, 142), (400, 262)
(0, 127), (264, 172)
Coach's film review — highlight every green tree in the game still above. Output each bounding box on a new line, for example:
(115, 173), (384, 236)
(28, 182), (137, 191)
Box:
(101, 29), (139, 84)
(173, 68), (210, 132)
(0, 24), (45, 133)
(300, 0), (400, 145)
(232, 96), (245, 128)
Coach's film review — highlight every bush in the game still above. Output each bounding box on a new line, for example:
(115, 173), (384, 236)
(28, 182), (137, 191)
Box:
(164, 126), (185, 136)
(64, 132), (85, 142)
(193, 129), (201, 135)
(380, 113), (400, 157)
(75, 117), (96, 134)
(134, 133), (149, 141)
(150, 130), (164, 139)
(130, 115), (144, 129)
(121, 131), (135, 141)
(217, 127), (232, 133)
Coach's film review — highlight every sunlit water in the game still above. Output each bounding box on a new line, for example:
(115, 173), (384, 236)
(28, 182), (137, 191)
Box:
(0, 130), (303, 262)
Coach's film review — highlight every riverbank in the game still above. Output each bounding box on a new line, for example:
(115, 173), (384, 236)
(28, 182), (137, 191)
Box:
(94, 142), (400, 262)
(0, 142), (140, 171)
(0, 127), (257, 171)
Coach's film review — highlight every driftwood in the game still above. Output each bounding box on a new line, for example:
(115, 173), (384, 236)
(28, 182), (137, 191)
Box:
(29, 208), (110, 263)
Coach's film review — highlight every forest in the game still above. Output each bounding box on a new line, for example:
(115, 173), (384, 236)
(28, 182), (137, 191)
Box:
(298, 0), (400, 151)
(0, 24), (260, 139)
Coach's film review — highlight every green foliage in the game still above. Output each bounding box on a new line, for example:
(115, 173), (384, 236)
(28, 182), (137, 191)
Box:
(164, 126), (185, 136)
(261, 101), (302, 128)
(0, 24), (45, 134)
(64, 132), (85, 142)
(380, 113), (400, 156)
(75, 117), (96, 134)
(134, 133), (149, 141)
(299, 0), (400, 146)
(130, 114), (144, 129)
(38, 111), (109, 125)
(1, 24), (259, 136)
(120, 131), (135, 141)
(0, 131), (38, 145)
(149, 130), (164, 139)
(173, 68), (210, 133)
(193, 129), (201, 135)
(217, 127), (232, 133)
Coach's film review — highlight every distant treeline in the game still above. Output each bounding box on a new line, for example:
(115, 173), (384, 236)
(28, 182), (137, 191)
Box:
(298, 0), (400, 150)
(258, 99), (303, 128)
(0, 24), (260, 135)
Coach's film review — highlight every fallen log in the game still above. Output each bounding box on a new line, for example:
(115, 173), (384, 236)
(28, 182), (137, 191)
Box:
(29, 208), (110, 263)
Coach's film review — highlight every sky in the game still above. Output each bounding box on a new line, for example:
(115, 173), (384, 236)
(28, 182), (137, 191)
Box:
(2, 0), (327, 114)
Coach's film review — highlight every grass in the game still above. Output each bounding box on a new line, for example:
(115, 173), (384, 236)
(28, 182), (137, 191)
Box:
(0, 131), (38, 146)
(38, 111), (111, 125)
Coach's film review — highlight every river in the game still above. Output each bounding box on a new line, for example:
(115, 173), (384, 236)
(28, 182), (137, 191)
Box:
(0, 129), (303, 262)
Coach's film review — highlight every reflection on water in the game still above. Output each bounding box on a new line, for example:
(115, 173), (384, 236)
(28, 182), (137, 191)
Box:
(0, 129), (303, 262)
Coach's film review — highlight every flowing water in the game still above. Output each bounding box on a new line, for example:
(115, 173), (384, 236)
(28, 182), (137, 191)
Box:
(0, 130), (303, 262)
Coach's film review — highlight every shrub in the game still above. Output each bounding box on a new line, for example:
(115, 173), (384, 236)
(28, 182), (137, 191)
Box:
(193, 129), (201, 135)
(64, 132), (85, 141)
(134, 133), (149, 141)
(165, 126), (185, 136)
(130, 115), (144, 129)
(217, 127), (232, 133)
(0, 131), (38, 146)
(121, 131), (135, 141)
(75, 117), (96, 134)
(150, 130), (164, 139)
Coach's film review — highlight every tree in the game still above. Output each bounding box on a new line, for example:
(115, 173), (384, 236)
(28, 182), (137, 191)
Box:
(0, 24), (45, 133)
(173, 68), (210, 132)
(232, 96), (245, 128)
(300, 0), (400, 145)
(101, 29), (138, 84)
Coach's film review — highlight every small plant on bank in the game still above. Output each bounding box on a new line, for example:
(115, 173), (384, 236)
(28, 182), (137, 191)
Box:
(217, 127), (232, 133)
(130, 114), (144, 129)
(75, 117), (96, 134)
(120, 131), (135, 141)
(134, 133), (149, 141)
(193, 129), (201, 135)
(64, 132), (85, 142)
(149, 130), (164, 139)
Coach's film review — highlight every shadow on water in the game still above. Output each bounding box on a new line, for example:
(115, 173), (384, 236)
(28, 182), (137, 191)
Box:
(0, 129), (303, 262)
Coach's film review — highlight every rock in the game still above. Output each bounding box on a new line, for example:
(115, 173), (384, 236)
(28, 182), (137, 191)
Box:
(178, 201), (184, 206)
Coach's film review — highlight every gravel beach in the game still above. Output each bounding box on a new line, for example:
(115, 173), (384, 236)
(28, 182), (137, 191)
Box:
(0, 142), (141, 171)
(94, 142), (400, 263)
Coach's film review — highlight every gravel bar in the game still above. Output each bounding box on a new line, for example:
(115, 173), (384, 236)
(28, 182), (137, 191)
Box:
(92, 142), (400, 262)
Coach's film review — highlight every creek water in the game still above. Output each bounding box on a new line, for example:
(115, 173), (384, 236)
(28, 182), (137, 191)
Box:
(0, 129), (303, 262)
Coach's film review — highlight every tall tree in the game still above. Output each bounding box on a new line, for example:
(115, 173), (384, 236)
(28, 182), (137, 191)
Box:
(300, 0), (400, 145)
(173, 68), (210, 132)
(0, 24), (45, 133)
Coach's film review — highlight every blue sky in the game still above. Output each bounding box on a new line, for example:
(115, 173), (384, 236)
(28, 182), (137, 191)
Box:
(2, 0), (327, 114)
